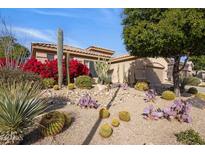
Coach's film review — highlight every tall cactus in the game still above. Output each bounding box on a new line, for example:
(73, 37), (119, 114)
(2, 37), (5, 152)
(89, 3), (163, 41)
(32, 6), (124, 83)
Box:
(66, 53), (70, 84)
(94, 58), (111, 85)
(57, 28), (63, 88)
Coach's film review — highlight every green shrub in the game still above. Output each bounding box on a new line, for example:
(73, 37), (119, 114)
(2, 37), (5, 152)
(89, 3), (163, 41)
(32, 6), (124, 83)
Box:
(162, 90), (176, 100)
(99, 108), (110, 119)
(175, 129), (205, 145)
(187, 87), (198, 94)
(196, 93), (205, 101)
(0, 81), (47, 145)
(111, 119), (120, 127)
(68, 83), (75, 90)
(181, 77), (201, 87)
(40, 111), (66, 137)
(99, 123), (113, 138)
(119, 111), (130, 122)
(135, 82), (149, 91)
(75, 75), (92, 89)
(53, 85), (60, 90)
(42, 78), (56, 89)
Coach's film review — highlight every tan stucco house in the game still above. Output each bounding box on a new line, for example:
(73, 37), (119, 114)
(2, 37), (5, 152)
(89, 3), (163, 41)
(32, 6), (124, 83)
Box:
(31, 42), (169, 86)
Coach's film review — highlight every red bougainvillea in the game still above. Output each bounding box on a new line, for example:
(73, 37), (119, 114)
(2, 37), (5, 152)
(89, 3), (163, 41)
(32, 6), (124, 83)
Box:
(21, 58), (89, 82)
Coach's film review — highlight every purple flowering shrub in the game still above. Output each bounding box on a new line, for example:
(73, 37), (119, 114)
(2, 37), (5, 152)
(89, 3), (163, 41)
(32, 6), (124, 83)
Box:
(143, 99), (192, 123)
(121, 83), (128, 90)
(78, 94), (100, 109)
(144, 89), (157, 103)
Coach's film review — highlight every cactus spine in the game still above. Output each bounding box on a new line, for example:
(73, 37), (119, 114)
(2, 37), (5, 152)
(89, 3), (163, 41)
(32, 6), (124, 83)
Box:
(94, 58), (111, 85)
(57, 28), (63, 88)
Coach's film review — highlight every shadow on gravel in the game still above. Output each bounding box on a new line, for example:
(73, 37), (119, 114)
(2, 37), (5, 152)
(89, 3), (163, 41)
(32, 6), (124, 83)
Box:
(82, 87), (120, 145)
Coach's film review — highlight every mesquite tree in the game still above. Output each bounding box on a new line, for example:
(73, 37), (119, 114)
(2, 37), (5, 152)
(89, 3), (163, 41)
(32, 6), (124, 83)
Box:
(57, 28), (63, 88)
(122, 9), (205, 96)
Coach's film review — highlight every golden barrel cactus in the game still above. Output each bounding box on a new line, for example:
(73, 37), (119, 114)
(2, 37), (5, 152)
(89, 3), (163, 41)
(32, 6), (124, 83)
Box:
(111, 119), (120, 127)
(135, 82), (149, 91)
(40, 111), (65, 137)
(162, 90), (176, 100)
(68, 83), (75, 90)
(99, 123), (113, 138)
(99, 108), (110, 119)
(119, 111), (130, 122)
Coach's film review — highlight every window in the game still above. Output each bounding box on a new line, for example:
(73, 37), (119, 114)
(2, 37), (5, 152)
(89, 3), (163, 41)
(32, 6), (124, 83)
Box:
(47, 53), (55, 61)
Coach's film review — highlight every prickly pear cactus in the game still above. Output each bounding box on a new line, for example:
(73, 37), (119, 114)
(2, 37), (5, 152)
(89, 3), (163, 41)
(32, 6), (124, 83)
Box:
(40, 111), (65, 137)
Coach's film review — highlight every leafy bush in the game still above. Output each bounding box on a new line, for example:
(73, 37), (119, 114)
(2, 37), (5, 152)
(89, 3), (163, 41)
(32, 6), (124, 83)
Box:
(42, 78), (56, 88)
(68, 83), (75, 90)
(196, 93), (205, 101)
(119, 111), (130, 122)
(135, 82), (149, 91)
(22, 58), (89, 82)
(99, 108), (110, 118)
(53, 85), (60, 90)
(78, 94), (100, 109)
(99, 123), (113, 138)
(40, 111), (66, 137)
(111, 119), (120, 127)
(187, 87), (198, 94)
(175, 129), (205, 145)
(162, 90), (176, 100)
(143, 99), (192, 123)
(0, 81), (47, 144)
(75, 75), (93, 89)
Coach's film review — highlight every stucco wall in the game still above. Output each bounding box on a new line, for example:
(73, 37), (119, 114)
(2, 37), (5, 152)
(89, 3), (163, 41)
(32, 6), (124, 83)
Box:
(110, 57), (168, 86)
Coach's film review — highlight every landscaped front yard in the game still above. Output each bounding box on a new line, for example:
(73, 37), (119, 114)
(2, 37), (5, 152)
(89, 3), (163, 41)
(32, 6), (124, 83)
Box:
(21, 85), (205, 145)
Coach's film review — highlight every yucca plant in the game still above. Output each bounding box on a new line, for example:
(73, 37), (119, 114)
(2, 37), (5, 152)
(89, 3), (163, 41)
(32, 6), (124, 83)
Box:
(0, 81), (47, 145)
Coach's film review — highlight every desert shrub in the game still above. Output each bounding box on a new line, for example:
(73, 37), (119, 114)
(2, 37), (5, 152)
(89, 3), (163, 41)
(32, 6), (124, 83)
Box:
(135, 82), (149, 91)
(0, 81), (47, 144)
(119, 111), (130, 122)
(68, 83), (75, 90)
(111, 119), (120, 127)
(39, 111), (65, 137)
(196, 93), (205, 101)
(144, 89), (157, 103)
(78, 94), (99, 109)
(161, 90), (176, 100)
(53, 85), (60, 90)
(175, 129), (205, 145)
(75, 75), (92, 89)
(180, 77), (201, 92)
(187, 87), (198, 94)
(42, 78), (56, 88)
(99, 108), (110, 118)
(0, 67), (42, 85)
(99, 123), (113, 138)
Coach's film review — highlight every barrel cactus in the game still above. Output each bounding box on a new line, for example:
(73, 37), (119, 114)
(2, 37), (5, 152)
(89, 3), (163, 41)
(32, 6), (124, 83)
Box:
(99, 123), (113, 138)
(135, 82), (149, 91)
(119, 111), (130, 122)
(68, 83), (75, 90)
(111, 119), (120, 127)
(40, 111), (65, 137)
(99, 108), (110, 119)
(162, 90), (176, 100)
(53, 85), (60, 90)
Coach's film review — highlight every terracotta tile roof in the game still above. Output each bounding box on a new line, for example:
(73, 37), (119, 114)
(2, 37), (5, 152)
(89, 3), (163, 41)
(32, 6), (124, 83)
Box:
(87, 46), (115, 54)
(32, 43), (114, 58)
(111, 54), (137, 63)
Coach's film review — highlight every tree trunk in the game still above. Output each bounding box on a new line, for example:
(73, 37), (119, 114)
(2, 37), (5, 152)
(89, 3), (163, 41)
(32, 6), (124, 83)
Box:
(57, 28), (63, 88)
(66, 53), (70, 85)
(173, 56), (181, 96)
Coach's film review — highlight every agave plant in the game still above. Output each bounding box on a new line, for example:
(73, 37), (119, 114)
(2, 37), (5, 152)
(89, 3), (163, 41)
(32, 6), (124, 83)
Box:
(0, 81), (47, 145)
(78, 94), (100, 109)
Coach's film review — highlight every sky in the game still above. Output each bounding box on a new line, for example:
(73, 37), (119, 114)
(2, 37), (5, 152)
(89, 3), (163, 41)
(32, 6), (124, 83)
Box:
(0, 8), (126, 56)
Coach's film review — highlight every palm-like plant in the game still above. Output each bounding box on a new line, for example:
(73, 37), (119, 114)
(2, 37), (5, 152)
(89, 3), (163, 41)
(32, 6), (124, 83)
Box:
(0, 81), (47, 145)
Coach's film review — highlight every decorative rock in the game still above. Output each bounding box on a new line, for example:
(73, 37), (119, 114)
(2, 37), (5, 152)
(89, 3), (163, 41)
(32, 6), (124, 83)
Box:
(99, 123), (113, 138)
(119, 111), (131, 122)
